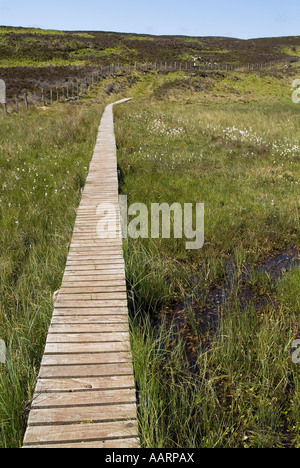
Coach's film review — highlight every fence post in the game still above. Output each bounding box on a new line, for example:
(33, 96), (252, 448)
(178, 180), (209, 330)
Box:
(24, 92), (28, 110)
(41, 88), (45, 106)
(56, 87), (59, 102)
(15, 95), (18, 112)
(50, 88), (53, 105)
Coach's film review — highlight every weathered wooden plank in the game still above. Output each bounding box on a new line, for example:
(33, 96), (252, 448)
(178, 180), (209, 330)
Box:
(53, 307), (128, 316)
(54, 301), (128, 309)
(36, 375), (135, 393)
(23, 420), (138, 445)
(39, 363), (133, 379)
(62, 276), (126, 284)
(51, 316), (128, 324)
(46, 332), (130, 343)
(23, 438), (140, 448)
(28, 404), (137, 426)
(63, 270), (126, 277)
(66, 258), (124, 265)
(56, 293), (126, 301)
(59, 286), (126, 294)
(44, 342), (130, 355)
(41, 353), (132, 367)
(64, 267), (125, 274)
(48, 323), (129, 334)
(31, 388), (137, 408)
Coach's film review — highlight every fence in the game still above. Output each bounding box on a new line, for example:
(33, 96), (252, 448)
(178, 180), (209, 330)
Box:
(1, 57), (297, 115)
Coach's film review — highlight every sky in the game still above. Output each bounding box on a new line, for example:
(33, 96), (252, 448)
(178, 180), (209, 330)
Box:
(0, 0), (299, 39)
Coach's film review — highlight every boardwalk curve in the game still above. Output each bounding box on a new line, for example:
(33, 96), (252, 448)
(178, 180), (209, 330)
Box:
(23, 99), (140, 448)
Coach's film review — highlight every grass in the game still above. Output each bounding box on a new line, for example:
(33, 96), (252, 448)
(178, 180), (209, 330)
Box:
(184, 38), (204, 46)
(72, 33), (95, 39)
(0, 27), (65, 36)
(1, 61), (300, 448)
(178, 54), (195, 62)
(70, 46), (138, 61)
(0, 96), (108, 447)
(125, 35), (155, 41)
(281, 46), (300, 57)
(114, 68), (300, 447)
(0, 58), (84, 68)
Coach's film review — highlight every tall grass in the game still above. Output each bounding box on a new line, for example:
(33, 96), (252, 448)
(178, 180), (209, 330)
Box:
(128, 259), (300, 448)
(0, 100), (105, 447)
(115, 71), (300, 447)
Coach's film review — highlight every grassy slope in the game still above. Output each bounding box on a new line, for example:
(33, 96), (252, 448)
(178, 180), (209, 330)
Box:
(114, 66), (300, 447)
(1, 26), (300, 67)
(1, 26), (300, 100)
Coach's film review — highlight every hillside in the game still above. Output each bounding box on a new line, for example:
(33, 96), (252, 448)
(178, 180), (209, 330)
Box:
(1, 27), (300, 67)
(1, 26), (300, 99)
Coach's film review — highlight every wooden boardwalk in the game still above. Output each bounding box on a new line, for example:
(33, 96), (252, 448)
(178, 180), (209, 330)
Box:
(23, 99), (140, 448)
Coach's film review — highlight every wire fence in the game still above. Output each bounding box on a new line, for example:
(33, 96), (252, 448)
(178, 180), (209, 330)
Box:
(1, 57), (298, 115)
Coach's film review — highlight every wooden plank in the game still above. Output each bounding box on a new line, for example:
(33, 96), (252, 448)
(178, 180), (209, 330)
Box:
(64, 267), (125, 274)
(51, 316), (128, 324)
(66, 258), (125, 264)
(59, 286), (126, 294)
(62, 276), (126, 284)
(53, 307), (128, 316)
(63, 271), (126, 277)
(28, 404), (137, 426)
(31, 388), (137, 408)
(41, 353), (132, 367)
(54, 301), (128, 309)
(44, 342), (130, 355)
(39, 363), (133, 379)
(56, 293), (126, 301)
(36, 375), (135, 393)
(23, 438), (140, 448)
(46, 332), (130, 343)
(23, 420), (138, 445)
(48, 323), (129, 333)
(23, 99), (138, 449)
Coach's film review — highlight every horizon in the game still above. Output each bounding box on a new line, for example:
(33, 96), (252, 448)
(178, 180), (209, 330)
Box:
(0, 25), (299, 42)
(0, 0), (299, 40)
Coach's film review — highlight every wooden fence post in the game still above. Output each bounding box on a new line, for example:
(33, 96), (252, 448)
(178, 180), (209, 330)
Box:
(41, 88), (45, 106)
(24, 92), (28, 110)
(15, 95), (18, 112)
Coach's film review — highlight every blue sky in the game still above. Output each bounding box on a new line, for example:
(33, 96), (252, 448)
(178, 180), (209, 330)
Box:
(0, 0), (299, 39)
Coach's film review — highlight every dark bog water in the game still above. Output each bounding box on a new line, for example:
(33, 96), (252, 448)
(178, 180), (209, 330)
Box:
(166, 247), (300, 366)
